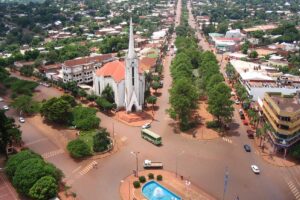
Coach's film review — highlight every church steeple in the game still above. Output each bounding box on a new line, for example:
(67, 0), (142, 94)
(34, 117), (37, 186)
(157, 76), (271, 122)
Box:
(127, 18), (136, 59)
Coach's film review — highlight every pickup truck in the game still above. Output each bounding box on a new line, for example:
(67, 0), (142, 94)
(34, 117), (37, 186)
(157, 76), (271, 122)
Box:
(143, 160), (163, 169)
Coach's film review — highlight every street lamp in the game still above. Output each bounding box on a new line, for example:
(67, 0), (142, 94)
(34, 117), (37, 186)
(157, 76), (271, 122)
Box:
(120, 180), (130, 200)
(130, 151), (140, 177)
(185, 179), (191, 200)
(175, 150), (185, 178)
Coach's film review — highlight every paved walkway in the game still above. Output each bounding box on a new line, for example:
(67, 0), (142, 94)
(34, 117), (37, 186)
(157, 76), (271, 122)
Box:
(0, 157), (19, 200)
(120, 170), (216, 200)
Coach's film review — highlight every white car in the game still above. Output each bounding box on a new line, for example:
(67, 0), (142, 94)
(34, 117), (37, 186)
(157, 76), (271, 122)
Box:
(235, 100), (240, 104)
(142, 123), (151, 129)
(0, 97), (3, 102)
(3, 105), (9, 110)
(251, 165), (260, 174)
(19, 117), (25, 123)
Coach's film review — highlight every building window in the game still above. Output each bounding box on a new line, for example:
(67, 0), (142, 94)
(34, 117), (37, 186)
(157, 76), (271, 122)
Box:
(98, 81), (100, 95)
(132, 67), (135, 86)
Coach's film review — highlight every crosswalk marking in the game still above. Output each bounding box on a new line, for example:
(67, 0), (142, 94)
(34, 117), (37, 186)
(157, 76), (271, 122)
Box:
(26, 138), (48, 146)
(286, 180), (300, 200)
(42, 149), (64, 159)
(79, 161), (97, 176)
(222, 137), (232, 144)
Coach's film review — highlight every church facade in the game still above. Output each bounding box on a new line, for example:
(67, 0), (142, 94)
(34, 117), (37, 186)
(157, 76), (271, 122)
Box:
(93, 19), (145, 112)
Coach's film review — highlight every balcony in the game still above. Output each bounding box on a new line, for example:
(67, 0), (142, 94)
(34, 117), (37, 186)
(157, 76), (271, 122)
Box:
(263, 107), (300, 136)
(263, 101), (300, 129)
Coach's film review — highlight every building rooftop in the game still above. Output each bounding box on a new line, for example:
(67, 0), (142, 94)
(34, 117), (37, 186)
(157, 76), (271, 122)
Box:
(243, 24), (278, 32)
(95, 60), (125, 82)
(268, 93), (300, 113)
(63, 54), (113, 67)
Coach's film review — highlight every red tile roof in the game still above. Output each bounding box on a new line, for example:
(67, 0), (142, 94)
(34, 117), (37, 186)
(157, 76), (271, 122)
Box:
(95, 59), (144, 82)
(139, 57), (157, 71)
(95, 60), (125, 83)
(64, 54), (113, 67)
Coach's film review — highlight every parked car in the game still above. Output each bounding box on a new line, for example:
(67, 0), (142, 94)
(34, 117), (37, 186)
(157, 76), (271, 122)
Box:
(251, 165), (260, 174)
(0, 97), (3, 102)
(159, 81), (163, 88)
(239, 109), (245, 119)
(2, 105), (9, 110)
(243, 120), (249, 126)
(244, 144), (251, 152)
(235, 100), (240, 104)
(142, 123), (151, 129)
(19, 117), (25, 123)
(247, 130), (255, 139)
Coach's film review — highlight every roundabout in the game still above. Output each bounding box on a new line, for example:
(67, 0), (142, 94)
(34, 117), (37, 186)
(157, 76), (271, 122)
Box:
(119, 170), (215, 200)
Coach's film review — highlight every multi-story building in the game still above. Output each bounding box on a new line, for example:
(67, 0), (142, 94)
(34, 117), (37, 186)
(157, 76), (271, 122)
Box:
(262, 92), (300, 154)
(62, 54), (114, 84)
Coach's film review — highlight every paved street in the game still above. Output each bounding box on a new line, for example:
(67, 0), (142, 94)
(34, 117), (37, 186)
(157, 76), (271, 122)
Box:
(0, 0), (299, 199)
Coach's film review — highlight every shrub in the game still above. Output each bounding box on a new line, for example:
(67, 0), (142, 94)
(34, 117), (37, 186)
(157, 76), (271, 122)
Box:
(67, 139), (92, 159)
(157, 175), (163, 181)
(93, 129), (111, 152)
(12, 158), (60, 195)
(148, 173), (154, 179)
(29, 176), (58, 200)
(206, 120), (221, 129)
(5, 150), (41, 178)
(139, 176), (146, 183)
(133, 181), (140, 188)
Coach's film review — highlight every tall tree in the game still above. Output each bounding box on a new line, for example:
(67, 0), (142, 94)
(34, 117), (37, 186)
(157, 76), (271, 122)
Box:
(208, 82), (234, 126)
(0, 110), (22, 156)
(40, 97), (71, 124)
(169, 78), (199, 130)
(11, 95), (39, 115)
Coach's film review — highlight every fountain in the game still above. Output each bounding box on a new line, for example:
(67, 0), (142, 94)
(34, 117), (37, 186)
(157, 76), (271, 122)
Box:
(153, 187), (164, 198)
(142, 181), (181, 200)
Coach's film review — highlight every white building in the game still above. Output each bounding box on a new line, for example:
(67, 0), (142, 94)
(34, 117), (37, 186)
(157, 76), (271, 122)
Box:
(225, 29), (242, 38)
(93, 19), (145, 112)
(230, 59), (300, 101)
(62, 54), (114, 84)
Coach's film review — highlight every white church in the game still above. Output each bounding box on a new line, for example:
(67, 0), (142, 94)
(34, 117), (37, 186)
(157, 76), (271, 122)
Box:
(93, 19), (145, 112)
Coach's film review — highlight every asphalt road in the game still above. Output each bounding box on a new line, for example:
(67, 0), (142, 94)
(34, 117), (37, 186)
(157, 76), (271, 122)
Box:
(1, 0), (299, 199)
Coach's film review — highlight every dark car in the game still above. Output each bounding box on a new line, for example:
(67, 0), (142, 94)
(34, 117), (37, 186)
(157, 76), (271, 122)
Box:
(244, 144), (251, 152)
(247, 129), (255, 139)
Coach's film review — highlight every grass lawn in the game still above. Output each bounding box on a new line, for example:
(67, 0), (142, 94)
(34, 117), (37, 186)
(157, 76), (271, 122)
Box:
(79, 130), (97, 151)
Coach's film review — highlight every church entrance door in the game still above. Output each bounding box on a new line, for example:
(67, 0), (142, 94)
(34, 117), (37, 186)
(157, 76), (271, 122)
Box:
(131, 104), (136, 112)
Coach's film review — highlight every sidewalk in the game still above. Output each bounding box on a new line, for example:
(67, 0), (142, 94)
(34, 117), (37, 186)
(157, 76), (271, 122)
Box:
(253, 136), (297, 167)
(0, 156), (20, 200)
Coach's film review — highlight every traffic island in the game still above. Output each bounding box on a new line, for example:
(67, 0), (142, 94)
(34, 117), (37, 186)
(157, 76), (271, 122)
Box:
(120, 170), (216, 200)
(182, 101), (220, 141)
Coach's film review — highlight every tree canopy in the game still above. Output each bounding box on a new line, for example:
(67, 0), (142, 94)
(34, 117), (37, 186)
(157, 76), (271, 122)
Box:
(40, 97), (72, 124)
(0, 110), (22, 155)
(71, 106), (100, 131)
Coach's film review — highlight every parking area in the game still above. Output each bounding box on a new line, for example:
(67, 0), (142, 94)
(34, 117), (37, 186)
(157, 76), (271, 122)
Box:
(0, 173), (19, 200)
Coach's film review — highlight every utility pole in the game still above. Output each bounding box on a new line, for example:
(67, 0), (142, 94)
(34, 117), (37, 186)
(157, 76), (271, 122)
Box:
(175, 150), (185, 178)
(131, 151), (140, 177)
(223, 167), (229, 200)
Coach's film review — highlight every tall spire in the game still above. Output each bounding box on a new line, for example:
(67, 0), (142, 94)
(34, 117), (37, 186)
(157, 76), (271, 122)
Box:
(127, 18), (136, 59)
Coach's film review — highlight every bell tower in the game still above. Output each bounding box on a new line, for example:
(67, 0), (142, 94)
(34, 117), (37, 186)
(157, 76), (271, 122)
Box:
(124, 18), (144, 112)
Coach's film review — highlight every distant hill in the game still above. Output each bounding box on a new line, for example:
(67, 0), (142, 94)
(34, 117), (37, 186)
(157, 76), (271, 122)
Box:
(0, 0), (45, 3)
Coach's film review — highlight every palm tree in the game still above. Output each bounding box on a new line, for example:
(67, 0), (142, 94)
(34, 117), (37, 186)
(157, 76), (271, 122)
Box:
(248, 109), (259, 128)
(256, 123), (271, 147)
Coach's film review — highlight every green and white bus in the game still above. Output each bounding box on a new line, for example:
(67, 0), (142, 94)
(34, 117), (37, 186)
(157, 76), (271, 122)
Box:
(141, 129), (162, 146)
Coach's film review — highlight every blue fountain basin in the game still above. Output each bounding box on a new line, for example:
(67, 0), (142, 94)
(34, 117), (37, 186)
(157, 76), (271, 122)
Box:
(142, 180), (182, 200)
